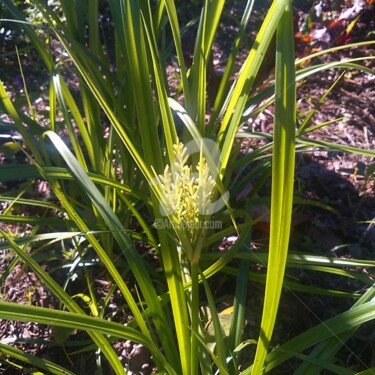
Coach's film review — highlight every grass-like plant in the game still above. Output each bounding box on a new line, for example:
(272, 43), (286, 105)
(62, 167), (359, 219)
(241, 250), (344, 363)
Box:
(0, 0), (374, 374)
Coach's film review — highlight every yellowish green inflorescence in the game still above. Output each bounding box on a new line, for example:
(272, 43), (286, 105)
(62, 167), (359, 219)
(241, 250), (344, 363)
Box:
(154, 139), (216, 242)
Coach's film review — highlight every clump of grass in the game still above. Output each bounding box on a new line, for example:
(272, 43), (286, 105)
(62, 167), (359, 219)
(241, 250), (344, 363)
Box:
(0, 0), (374, 374)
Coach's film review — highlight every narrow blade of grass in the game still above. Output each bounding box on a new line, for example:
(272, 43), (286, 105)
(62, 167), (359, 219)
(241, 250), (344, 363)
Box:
(297, 136), (375, 158)
(251, 2), (296, 373)
(0, 343), (75, 375)
(217, 0), (288, 180)
(0, 301), (176, 374)
(208, 0), (255, 133)
(43, 130), (181, 371)
(189, 0), (224, 133)
(0, 230), (125, 375)
(293, 280), (375, 374)
(263, 294), (375, 373)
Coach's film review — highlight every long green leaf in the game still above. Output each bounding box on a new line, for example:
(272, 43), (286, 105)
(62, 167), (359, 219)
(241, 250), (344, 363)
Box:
(251, 2), (295, 373)
(163, 0), (191, 106)
(264, 296), (375, 373)
(297, 137), (375, 158)
(296, 40), (375, 66)
(208, 0), (255, 134)
(0, 301), (176, 375)
(189, 0), (224, 133)
(43, 130), (180, 371)
(217, 0), (288, 180)
(0, 229), (125, 375)
(293, 280), (375, 374)
(0, 342), (74, 375)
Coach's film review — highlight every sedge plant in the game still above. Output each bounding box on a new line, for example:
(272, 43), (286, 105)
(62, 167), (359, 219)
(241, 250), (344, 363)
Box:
(0, 0), (374, 374)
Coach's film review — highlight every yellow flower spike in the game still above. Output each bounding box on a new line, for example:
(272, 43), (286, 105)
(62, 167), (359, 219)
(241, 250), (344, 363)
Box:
(152, 139), (216, 244)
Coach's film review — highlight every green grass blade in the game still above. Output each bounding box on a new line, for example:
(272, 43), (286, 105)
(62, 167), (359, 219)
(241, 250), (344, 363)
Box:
(0, 214), (68, 227)
(251, 2), (295, 373)
(141, 13), (177, 160)
(355, 370), (375, 375)
(31, 3), (161, 194)
(217, 0), (288, 180)
(239, 290), (375, 374)
(189, 0), (224, 133)
(0, 164), (149, 203)
(0, 301), (176, 374)
(43, 130), (180, 370)
(30, 160), (150, 331)
(164, 0), (191, 105)
(109, 0), (163, 173)
(296, 40), (375, 66)
(228, 204), (252, 357)
(0, 81), (43, 161)
(285, 254), (375, 268)
(0, 230), (125, 374)
(296, 59), (374, 82)
(294, 280), (375, 374)
(0, 343), (75, 375)
(297, 71), (346, 135)
(220, 266), (361, 299)
(297, 137), (375, 158)
(52, 73), (95, 168)
(52, 73), (88, 171)
(157, 230), (191, 375)
(291, 352), (355, 375)
(208, 0), (255, 133)
(263, 295), (375, 373)
(200, 270), (228, 373)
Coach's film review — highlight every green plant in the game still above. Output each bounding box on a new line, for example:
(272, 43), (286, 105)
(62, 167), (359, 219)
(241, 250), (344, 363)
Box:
(0, 0), (374, 374)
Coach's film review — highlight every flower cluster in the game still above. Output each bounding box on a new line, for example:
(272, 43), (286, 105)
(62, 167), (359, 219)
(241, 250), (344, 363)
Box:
(155, 140), (216, 239)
